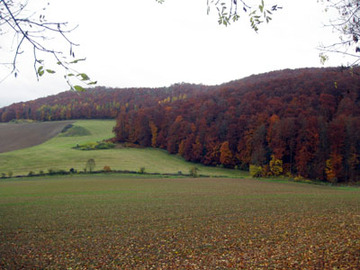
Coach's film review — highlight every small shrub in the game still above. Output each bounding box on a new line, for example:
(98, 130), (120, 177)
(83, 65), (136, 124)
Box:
(139, 167), (146, 174)
(7, 171), (13, 178)
(39, 170), (44, 176)
(189, 167), (199, 178)
(269, 155), (283, 176)
(28, 171), (34, 177)
(249, 164), (263, 178)
(261, 164), (271, 177)
(69, 168), (76, 174)
(178, 171), (182, 175)
(103, 166), (111, 173)
(86, 159), (96, 173)
(294, 175), (305, 182)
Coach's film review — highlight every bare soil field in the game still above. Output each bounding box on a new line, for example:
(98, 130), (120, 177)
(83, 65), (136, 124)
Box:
(0, 175), (359, 269)
(0, 121), (73, 153)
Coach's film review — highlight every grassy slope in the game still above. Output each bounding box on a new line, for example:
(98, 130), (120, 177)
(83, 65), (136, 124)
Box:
(0, 175), (359, 269)
(0, 120), (247, 178)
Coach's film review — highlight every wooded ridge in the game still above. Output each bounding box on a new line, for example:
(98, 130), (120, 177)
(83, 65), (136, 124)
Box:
(2, 67), (360, 182)
(114, 67), (360, 183)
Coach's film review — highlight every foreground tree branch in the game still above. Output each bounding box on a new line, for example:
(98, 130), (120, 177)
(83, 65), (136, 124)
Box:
(320, 0), (360, 66)
(207, 0), (282, 30)
(156, 0), (282, 31)
(0, 0), (96, 90)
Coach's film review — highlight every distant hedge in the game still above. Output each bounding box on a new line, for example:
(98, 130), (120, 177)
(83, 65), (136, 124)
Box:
(73, 141), (115, 151)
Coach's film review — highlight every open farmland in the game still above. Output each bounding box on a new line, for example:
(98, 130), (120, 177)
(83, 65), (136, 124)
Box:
(0, 120), (246, 178)
(0, 175), (359, 269)
(0, 121), (74, 153)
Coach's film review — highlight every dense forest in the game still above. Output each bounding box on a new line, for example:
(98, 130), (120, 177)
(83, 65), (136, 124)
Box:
(2, 67), (360, 183)
(0, 84), (210, 122)
(113, 68), (360, 183)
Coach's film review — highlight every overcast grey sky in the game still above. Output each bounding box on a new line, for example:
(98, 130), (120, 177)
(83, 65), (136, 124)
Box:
(0, 0), (350, 107)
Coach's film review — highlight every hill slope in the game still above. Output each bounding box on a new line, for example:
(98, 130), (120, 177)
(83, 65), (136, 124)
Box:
(0, 84), (211, 122)
(113, 67), (360, 183)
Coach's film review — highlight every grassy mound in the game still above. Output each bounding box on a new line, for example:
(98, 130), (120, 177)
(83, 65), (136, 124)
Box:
(59, 124), (91, 137)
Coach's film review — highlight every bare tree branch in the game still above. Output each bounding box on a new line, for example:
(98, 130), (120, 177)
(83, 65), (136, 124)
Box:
(0, 0), (96, 90)
(320, 0), (360, 65)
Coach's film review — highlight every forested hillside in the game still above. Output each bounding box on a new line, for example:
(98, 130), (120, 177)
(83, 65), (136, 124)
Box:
(0, 84), (210, 122)
(2, 67), (360, 182)
(114, 67), (360, 183)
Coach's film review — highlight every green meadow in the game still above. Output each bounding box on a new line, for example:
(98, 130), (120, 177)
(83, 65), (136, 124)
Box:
(0, 175), (359, 269)
(0, 120), (246, 177)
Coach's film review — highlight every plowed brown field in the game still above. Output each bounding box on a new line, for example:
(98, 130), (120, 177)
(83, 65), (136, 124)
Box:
(0, 176), (359, 269)
(0, 121), (73, 153)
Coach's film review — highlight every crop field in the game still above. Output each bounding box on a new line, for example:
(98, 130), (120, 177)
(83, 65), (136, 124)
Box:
(0, 175), (359, 269)
(0, 121), (74, 153)
(0, 120), (246, 178)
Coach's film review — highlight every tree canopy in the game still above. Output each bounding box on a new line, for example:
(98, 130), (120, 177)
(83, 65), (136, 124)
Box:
(111, 67), (360, 183)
